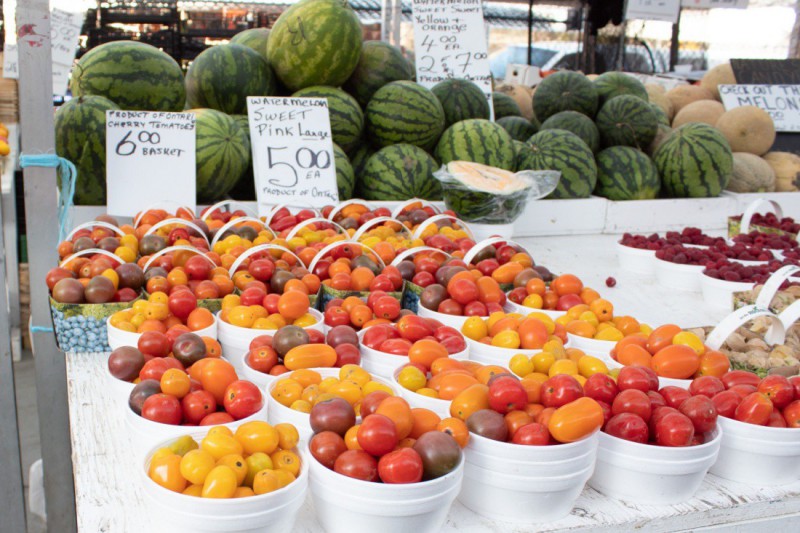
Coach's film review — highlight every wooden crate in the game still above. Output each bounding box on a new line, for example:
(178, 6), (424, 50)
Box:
(0, 54), (20, 124)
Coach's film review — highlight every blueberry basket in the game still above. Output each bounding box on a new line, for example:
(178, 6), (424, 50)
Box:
(49, 297), (138, 352)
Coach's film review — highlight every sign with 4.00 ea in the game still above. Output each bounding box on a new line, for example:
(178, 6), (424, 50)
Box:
(247, 96), (338, 214)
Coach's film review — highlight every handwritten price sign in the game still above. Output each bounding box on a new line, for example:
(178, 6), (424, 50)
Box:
(624, 0), (681, 23)
(411, 0), (493, 116)
(106, 111), (196, 216)
(247, 96), (338, 213)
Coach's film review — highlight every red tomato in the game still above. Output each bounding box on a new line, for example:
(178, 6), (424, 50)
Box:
(647, 391), (666, 409)
(768, 409), (788, 428)
(711, 390), (742, 419)
(734, 392), (773, 426)
(597, 400), (612, 426)
(138, 331), (171, 358)
(789, 376), (800, 399)
(463, 301), (488, 316)
(357, 414), (398, 456)
(324, 307), (351, 327)
(611, 389), (652, 422)
(488, 377), (529, 414)
(377, 447), (424, 484)
(412, 271), (435, 287)
(678, 395), (718, 433)
(437, 299), (463, 316)
(359, 391), (391, 419)
(141, 393), (182, 425)
(434, 325), (462, 342)
(263, 293), (280, 315)
(249, 335), (273, 350)
(199, 412), (235, 425)
(649, 406), (679, 436)
(334, 344), (361, 367)
(511, 423), (551, 445)
(782, 399), (800, 428)
(757, 375), (796, 410)
(654, 411), (694, 447)
(689, 376), (726, 399)
(373, 296), (401, 320)
(167, 290), (197, 321)
(617, 366), (658, 393)
(140, 358), (183, 382)
(379, 338), (413, 355)
(239, 286), (267, 307)
(310, 431), (347, 470)
(728, 384), (758, 399)
(248, 259), (275, 282)
(721, 370), (761, 390)
(369, 275), (395, 292)
(223, 380), (263, 420)
(362, 324), (400, 349)
(396, 315), (435, 342)
(449, 278), (479, 305)
(181, 390), (216, 424)
(659, 386), (691, 410)
(605, 413), (648, 443)
(247, 346), (278, 374)
(334, 450), (379, 482)
(540, 374), (584, 408)
(583, 373), (619, 405)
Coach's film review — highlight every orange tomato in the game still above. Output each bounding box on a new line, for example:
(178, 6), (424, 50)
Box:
(474, 365), (509, 385)
(202, 337), (222, 358)
(375, 397), (414, 439)
(614, 316), (641, 336)
(517, 318), (549, 350)
(349, 305), (373, 328)
(565, 320), (595, 339)
(199, 359), (239, 404)
(350, 267), (376, 291)
(579, 288), (601, 304)
(542, 291), (559, 310)
(436, 417), (469, 448)
(408, 339), (449, 370)
(430, 358), (464, 376)
(187, 308), (215, 331)
(449, 384), (489, 420)
(548, 397), (604, 443)
(491, 262), (524, 284)
(520, 374), (545, 403)
(476, 276), (504, 304)
(616, 344), (653, 368)
(526, 278), (546, 296)
(488, 316), (519, 337)
(613, 334), (648, 357)
(277, 291), (310, 321)
(646, 324), (682, 354)
(651, 344), (700, 379)
(525, 403), (544, 419)
(589, 299), (613, 322)
(437, 373), (479, 400)
(535, 406), (556, 427)
(283, 344), (337, 370)
(551, 274), (583, 296)
(696, 350), (730, 378)
(283, 279), (309, 295)
(409, 408), (442, 439)
(341, 296), (364, 313)
(504, 410), (534, 438)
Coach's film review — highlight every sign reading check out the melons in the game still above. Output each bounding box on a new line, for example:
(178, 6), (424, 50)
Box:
(247, 96), (338, 214)
(105, 111), (196, 217)
(719, 85), (800, 132)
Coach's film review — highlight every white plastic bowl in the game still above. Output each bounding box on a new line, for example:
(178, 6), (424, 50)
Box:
(503, 299), (566, 319)
(465, 338), (540, 366)
(216, 308), (324, 372)
(589, 428), (722, 505)
(566, 333), (616, 358)
(104, 360), (136, 407)
(239, 350), (279, 391)
(107, 317), (218, 351)
(309, 447), (464, 533)
(390, 366), (452, 419)
(616, 242), (657, 276)
(709, 416), (800, 485)
(655, 258), (705, 292)
(357, 328), (469, 380)
(267, 368), (398, 442)
(604, 356), (692, 389)
(458, 431), (598, 523)
(700, 274), (754, 311)
(140, 432), (308, 533)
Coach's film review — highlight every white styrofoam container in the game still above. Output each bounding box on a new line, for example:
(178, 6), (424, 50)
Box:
(513, 196), (608, 237)
(589, 428), (721, 505)
(700, 274), (755, 311)
(654, 258), (705, 291)
(467, 222), (514, 241)
(466, 338), (540, 367)
(724, 191), (800, 216)
(240, 350), (279, 391)
(605, 196), (738, 234)
(107, 317), (218, 351)
(616, 241), (657, 276)
(503, 299), (566, 319)
(566, 333), (615, 358)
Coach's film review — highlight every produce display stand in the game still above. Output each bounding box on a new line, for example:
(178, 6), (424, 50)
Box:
(65, 233), (800, 532)
(2, 123), (22, 362)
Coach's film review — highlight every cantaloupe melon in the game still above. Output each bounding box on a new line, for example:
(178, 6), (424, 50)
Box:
(496, 83), (534, 121)
(671, 100), (725, 128)
(648, 91), (674, 121)
(715, 106), (776, 155)
(726, 153), (776, 193)
(701, 63), (736, 101)
(586, 74), (599, 81)
(645, 83), (666, 96)
(647, 124), (673, 157)
(763, 151), (800, 192)
(666, 85), (715, 114)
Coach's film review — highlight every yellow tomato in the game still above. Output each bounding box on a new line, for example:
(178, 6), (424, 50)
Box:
(672, 331), (705, 355)
(549, 359), (579, 377)
(235, 421), (279, 455)
(339, 365), (370, 387)
(202, 465), (238, 498)
(532, 351), (556, 374)
(216, 454), (247, 486)
(577, 355), (609, 377)
(491, 330), (520, 349)
(522, 294), (544, 309)
(594, 327), (624, 342)
(149, 453), (187, 493)
(398, 366), (427, 391)
(179, 450), (216, 485)
(509, 353), (534, 377)
(201, 433), (244, 461)
(461, 316), (488, 341)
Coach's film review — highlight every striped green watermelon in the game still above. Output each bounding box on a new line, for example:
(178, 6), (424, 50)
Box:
(54, 95), (120, 205)
(186, 44), (276, 115)
(521, 129), (598, 199)
(267, 0), (362, 91)
(228, 115), (256, 200)
(533, 71), (598, 122)
(540, 111), (600, 153)
(293, 86), (363, 152)
(343, 41), (414, 108)
(492, 92), (522, 119)
(431, 79), (490, 127)
(497, 116), (537, 141)
(513, 139), (535, 172)
(654, 123), (733, 198)
(69, 41), (185, 111)
(191, 109), (251, 202)
(651, 103), (670, 126)
(435, 119), (516, 171)
(348, 143), (375, 198)
(333, 143), (355, 200)
(594, 146), (660, 200)
(230, 28), (270, 61)
(359, 144), (441, 200)
(365, 81), (445, 151)
(596, 95), (658, 149)
(593, 72), (648, 106)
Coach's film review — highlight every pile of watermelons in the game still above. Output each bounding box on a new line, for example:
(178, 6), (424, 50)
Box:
(55, 0), (775, 205)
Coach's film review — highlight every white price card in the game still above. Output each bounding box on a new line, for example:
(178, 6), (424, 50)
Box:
(719, 84), (800, 132)
(410, 0), (493, 115)
(50, 8), (82, 66)
(106, 111), (197, 217)
(681, 0), (748, 8)
(625, 0), (681, 23)
(247, 96), (339, 213)
(2, 44), (19, 79)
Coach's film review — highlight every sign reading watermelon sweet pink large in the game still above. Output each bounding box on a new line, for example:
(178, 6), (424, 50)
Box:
(247, 96), (338, 213)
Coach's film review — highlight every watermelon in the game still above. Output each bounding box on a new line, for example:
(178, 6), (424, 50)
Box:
(654, 123), (733, 198)
(228, 115), (256, 200)
(365, 81), (445, 151)
(596, 95), (658, 149)
(513, 139), (534, 172)
(343, 41), (414, 108)
(191, 109), (251, 202)
(492, 92), (522, 119)
(594, 146), (660, 200)
(186, 44), (276, 115)
(230, 28), (270, 61)
(435, 119), (516, 171)
(349, 143), (375, 178)
(293, 86), (363, 152)
(54, 95), (120, 205)
(593, 72), (649, 106)
(533, 71), (598, 122)
(69, 41), (185, 111)
(540, 111), (600, 153)
(333, 143), (355, 200)
(497, 116), (537, 141)
(359, 144), (441, 200)
(651, 103), (670, 126)
(520, 129), (598, 199)
(431, 79), (490, 127)
(267, 0), (362, 91)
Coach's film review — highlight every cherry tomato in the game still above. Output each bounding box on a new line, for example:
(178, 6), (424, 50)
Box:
(757, 375), (796, 410)
(247, 346), (279, 374)
(548, 397), (604, 443)
(160, 369), (191, 398)
(223, 380), (263, 420)
(179, 449), (215, 485)
(783, 400), (800, 428)
(182, 390), (216, 424)
(654, 411), (694, 447)
(379, 338), (413, 356)
(310, 431), (348, 469)
(168, 290), (197, 321)
(689, 376), (726, 399)
(199, 412), (235, 425)
(511, 423), (550, 445)
(487, 376), (528, 414)
(768, 409), (788, 428)
(734, 392), (773, 426)
(647, 391), (666, 409)
(678, 395), (717, 433)
(373, 296), (401, 320)
(611, 389), (652, 422)
(396, 315), (435, 342)
(659, 386), (691, 410)
(605, 413), (648, 443)
(540, 374), (584, 408)
(334, 450), (379, 482)
(149, 453), (187, 493)
(357, 414), (398, 456)
(711, 390), (741, 419)
(721, 370), (761, 390)
(583, 373), (619, 405)
(141, 393), (182, 425)
(617, 366), (657, 393)
(378, 447), (424, 484)
(789, 376), (800, 399)
(202, 465), (238, 498)
(138, 331), (172, 358)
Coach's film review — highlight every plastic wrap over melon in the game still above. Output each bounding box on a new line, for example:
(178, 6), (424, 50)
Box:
(433, 161), (559, 224)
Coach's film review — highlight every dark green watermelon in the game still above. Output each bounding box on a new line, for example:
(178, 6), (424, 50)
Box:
(228, 114), (256, 200)
(513, 139), (534, 172)
(497, 116), (537, 142)
(192, 108), (251, 203)
(360, 144), (441, 200)
(365, 81), (445, 151)
(540, 110), (600, 153)
(343, 41), (414, 108)
(596, 95), (658, 149)
(594, 146), (660, 200)
(435, 119), (516, 171)
(186, 44), (276, 115)
(293, 86), (363, 152)
(431, 79), (490, 127)
(492, 92), (522, 119)
(229, 28), (270, 61)
(521, 129), (597, 199)
(533, 71), (598, 121)
(651, 103), (670, 126)
(333, 143), (355, 200)
(654, 123), (733, 197)
(593, 72), (649, 106)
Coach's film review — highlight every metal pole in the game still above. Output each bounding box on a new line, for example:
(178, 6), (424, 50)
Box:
(391, 0), (401, 47)
(381, 0), (391, 42)
(670, 7), (682, 72)
(16, 0), (78, 530)
(527, 0), (533, 65)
